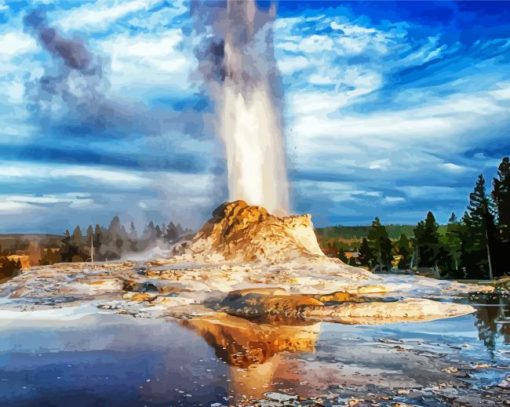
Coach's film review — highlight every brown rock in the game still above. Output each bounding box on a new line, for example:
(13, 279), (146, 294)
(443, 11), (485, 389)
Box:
(177, 200), (325, 263)
(221, 291), (323, 319)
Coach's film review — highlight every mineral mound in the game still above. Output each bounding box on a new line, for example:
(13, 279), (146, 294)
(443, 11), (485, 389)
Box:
(175, 200), (325, 263)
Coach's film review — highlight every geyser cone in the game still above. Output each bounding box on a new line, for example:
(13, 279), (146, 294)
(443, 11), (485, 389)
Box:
(195, 0), (289, 214)
(175, 200), (325, 263)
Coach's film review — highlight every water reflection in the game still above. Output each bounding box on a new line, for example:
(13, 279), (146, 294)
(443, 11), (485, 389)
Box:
(182, 313), (320, 404)
(1, 295), (509, 406)
(473, 294), (510, 356)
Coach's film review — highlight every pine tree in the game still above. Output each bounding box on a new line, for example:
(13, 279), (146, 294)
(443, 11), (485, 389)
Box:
(143, 221), (157, 241)
(367, 218), (392, 271)
(358, 238), (373, 267)
(414, 211), (440, 268)
(462, 175), (496, 279)
(94, 224), (103, 251)
(164, 222), (179, 243)
(338, 247), (348, 263)
(70, 226), (84, 261)
(60, 229), (72, 262)
(441, 213), (463, 275)
(155, 225), (163, 239)
(86, 225), (94, 245)
(71, 226), (83, 246)
(128, 222), (138, 240)
(85, 225), (94, 261)
(493, 157), (510, 242)
(396, 234), (411, 269)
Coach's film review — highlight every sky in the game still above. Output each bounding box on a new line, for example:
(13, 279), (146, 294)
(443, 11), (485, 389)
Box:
(0, 0), (509, 233)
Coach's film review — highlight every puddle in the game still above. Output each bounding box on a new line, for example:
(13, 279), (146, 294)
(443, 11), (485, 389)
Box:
(0, 295), (508, 406)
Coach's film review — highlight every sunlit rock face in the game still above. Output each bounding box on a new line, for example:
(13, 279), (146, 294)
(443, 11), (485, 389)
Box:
(176, 200), (325, 263)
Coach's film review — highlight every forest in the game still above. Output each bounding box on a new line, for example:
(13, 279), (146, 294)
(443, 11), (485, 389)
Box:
(318, 157), (510, 279)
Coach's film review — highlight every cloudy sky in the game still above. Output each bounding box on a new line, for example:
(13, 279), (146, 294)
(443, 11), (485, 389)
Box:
(0, 0), (509, 233)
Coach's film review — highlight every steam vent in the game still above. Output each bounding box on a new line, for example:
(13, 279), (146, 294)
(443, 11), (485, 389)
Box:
(176, 200), (325, 263)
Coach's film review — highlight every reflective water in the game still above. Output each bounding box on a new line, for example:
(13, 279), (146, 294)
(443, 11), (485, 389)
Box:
(0, 295), (508, 406)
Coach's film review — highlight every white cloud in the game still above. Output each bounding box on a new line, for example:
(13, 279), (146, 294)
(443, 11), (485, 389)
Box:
(0, 193), (96, 213)
(58, 0), (161, 31)
(441, 163), (468, 173)
(0, 32), (37, 59)
(368, 159), (391, 170)
(383, 196), (405, 204)
(299, 35), (334, 53)
(277, 55), (310, 75)
(0, 201), (34, 213)
(0, 162), (151, 187)
(98, 30), (194, 94)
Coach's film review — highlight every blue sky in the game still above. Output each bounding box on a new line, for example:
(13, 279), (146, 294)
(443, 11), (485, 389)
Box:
(0, 0), (509, 233)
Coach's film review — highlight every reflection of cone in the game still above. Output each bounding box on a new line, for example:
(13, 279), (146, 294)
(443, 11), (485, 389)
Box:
(228, 355), (281, 404)
(182, 313), (320, 403)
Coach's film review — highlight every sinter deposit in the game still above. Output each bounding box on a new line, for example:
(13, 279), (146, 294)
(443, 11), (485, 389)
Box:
(0, 201), (491, 325)
(174, 200), (323, 263)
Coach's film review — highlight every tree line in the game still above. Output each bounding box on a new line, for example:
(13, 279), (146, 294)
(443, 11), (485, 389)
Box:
(41, 217), (190, 264)
(342, 157), (510, 280)
(0, 250), (22, 280)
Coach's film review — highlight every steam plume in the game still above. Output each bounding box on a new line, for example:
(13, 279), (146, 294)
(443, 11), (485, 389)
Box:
(194, 0), (290, 214)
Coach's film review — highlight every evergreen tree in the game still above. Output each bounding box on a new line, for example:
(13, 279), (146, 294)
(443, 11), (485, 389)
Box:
(492, 157), (510, 242)
(143, 221), (157, 241)
(492, 157), (510, 275)
(60, 229), (72, 262)
(396, 234), (411, 269)
(462, 175), (496, 279)
(358, 238), (373, 267)
(108, 216), (127, 255)
(164, 222), (179, 243)
(155, 224), (163, 239)
(367, 217), (392, 271)
(440, 213), (463, 276)
(85, 225), (94, 261)
(70, 226), (84, 261)
(94, 224), (103, 251)
(86, 225), (94, 245)
(71, 226), (83, 246)
(338, 247), (348, 263)
(414, 211), (440, 268)
(128, 222), (138, 240)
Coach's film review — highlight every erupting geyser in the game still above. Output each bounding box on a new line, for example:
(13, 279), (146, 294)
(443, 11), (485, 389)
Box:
(195, 0), (289, 214)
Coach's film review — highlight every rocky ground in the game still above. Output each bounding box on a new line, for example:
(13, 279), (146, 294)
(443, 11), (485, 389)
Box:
(0, 201), (492, 325)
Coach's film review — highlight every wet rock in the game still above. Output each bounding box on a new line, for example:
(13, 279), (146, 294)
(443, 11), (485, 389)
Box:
(220, 292), (323, 319)
(498, 377), (510, 389)
(122, 292), (156, 302)
(227, 287), (290, 298)
(265, 392), (298, 402)
(307, 298), (475, 324)
(442, 367), (459, 374)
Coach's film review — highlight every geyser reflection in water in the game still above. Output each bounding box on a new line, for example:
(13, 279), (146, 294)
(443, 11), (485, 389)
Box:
(181, 313), (321, 404)
(194, 0), (289, 214)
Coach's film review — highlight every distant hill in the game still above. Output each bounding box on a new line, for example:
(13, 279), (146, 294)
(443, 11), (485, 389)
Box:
(316, 225), (447, 241)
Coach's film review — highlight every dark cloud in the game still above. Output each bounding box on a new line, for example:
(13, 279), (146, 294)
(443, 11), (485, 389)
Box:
(0, 144), (206, 174)
(22, 8), (209, 142)
(24, 9), (100, 74)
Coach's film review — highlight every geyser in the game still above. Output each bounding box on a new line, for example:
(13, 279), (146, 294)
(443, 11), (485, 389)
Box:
(195, 0), (289, 214)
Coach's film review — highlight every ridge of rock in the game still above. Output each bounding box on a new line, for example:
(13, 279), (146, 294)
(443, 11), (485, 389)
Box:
(176, 200), (325, 263)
